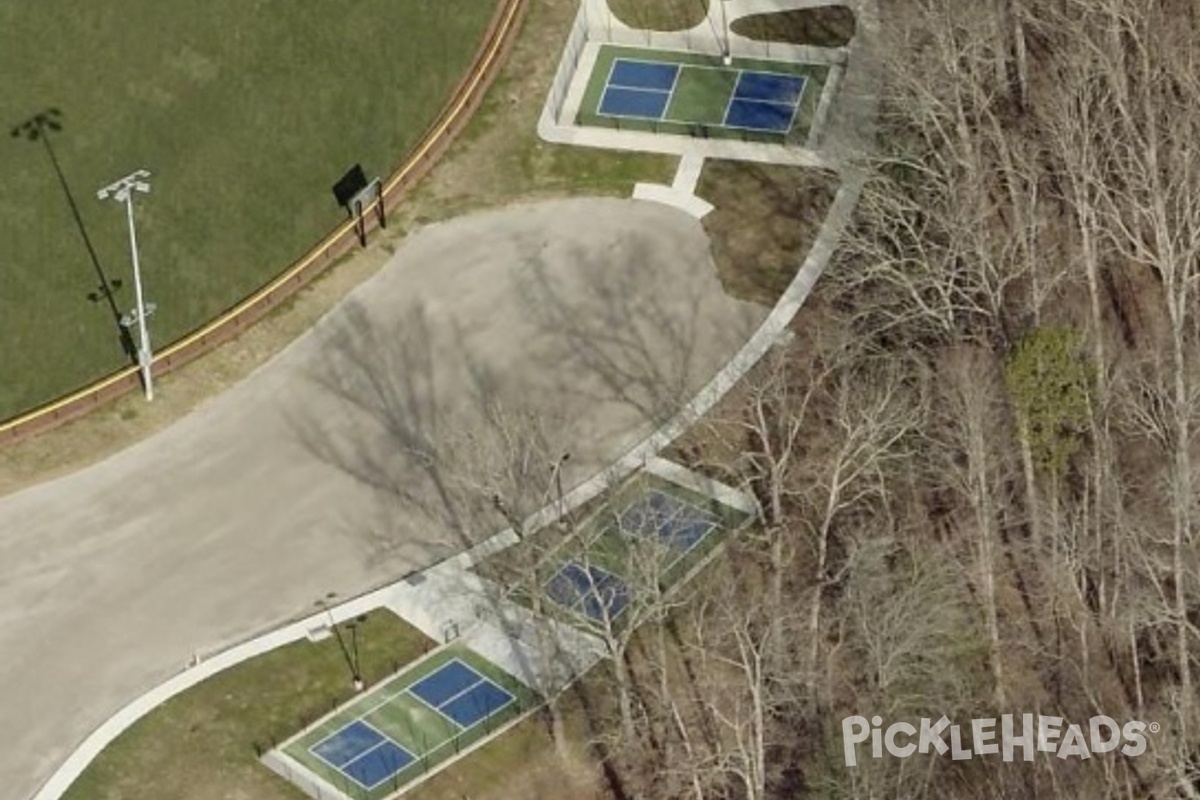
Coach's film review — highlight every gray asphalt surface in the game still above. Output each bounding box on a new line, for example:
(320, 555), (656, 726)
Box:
(0, 197), (764, 800)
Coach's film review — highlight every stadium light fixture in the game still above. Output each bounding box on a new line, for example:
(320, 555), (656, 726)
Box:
(98, 169), (156, 401)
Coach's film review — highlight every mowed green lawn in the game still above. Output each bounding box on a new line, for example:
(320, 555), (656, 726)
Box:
(0, 0), (496, 419)
(61, 610), (434, 800)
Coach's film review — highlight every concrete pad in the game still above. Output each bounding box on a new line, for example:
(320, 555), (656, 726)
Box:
(632, 183), (714, 218)
(0, 197), (764, 800)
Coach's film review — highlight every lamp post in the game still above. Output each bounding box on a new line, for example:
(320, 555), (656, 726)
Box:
(550, 452), (571, 529)
(721, 0), (732, 65)
(316, 596), (365, 691)
(347, 619), (363, 691)
(98, 170), (155, 401)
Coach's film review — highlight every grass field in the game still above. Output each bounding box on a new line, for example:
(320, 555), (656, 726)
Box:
(607, 0), (709, 31)
(0, 0), (677, 509)
(0, 0), (495, 420)
(61, 610), (433, 800)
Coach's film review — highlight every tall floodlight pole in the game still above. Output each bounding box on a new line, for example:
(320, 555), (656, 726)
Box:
(721, 0), (732, 65)
(98, 170), (155, 400)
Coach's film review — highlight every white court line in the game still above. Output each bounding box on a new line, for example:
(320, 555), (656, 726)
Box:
(309, 718), (406, 791)
(433, 677), (488, 711)
(785, 75), (810, 133)
(719, 68), (746, 129)
(543, 560), (627, 621)
(599, 57), (678, 123)
(339, 736), (415, 791)
(618, 489), (720, 573)
(308, 718), (382, 763)
(605, 51), (808, 81)
(405, 657), (489, 730)
(661, 61), (684, 117)
(597, 85), (672, 122)
(437, 679), (516, 725)
(725, 97), (798, 135)
(596, 50), (811, 133)
(608, 56), (683, 91)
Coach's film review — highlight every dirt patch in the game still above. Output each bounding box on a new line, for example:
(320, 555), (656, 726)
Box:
(697, 160), (839, 306)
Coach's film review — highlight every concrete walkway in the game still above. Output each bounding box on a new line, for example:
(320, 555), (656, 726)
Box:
(4, 198), (763, 800)
(18, 0), (882, 795)
(538, 0), (848, 169)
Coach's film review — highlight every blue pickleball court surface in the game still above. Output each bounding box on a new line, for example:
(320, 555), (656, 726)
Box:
(725, 98), (794, 132)
(598, 59), (679, 121)
(408, 658), (516, 728)
(599, 86), (671, 119)
(285, 646), (537, 798)
(593, 55), (808, 135)
(609, 59), (679, 91)
(733, 71), (806, 104)
(723, 71), (806, 133)
(440, 681), (516, 727)
(310, 721), (417, 789)
(409, 660), (483, 708)
(343, 741), (415, 789)
(546, 561), (631, 621)
(311, 720), (385, 768)
(618, 490), (718, 554)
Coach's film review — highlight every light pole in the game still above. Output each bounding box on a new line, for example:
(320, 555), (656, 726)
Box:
(98, 170), (155, 401)
(550, 452), (571, 522)
(316, 595), (365, 691)
(721, 0), (732, 65)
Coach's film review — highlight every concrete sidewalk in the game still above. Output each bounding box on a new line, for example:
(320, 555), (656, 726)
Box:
(18, 0), (882, 794)
(5, 198), (763, 800)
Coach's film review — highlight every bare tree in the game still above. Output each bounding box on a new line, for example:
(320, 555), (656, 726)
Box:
(800, 355), (924, 701)
(930, 346), (1015, 706)
(1087, 0), (1200, 721)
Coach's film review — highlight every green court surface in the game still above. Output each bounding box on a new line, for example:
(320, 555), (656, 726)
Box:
(590, 475), (750, 589)
(576, 45), (830, 143)
(276, 643), (538, 800)
(488, 474), (752, 630)
(666, 67), (739, 125)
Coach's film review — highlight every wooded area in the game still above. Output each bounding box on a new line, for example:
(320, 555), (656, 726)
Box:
(585, 0), (1200, 796)
(323, 0), (1199, 796)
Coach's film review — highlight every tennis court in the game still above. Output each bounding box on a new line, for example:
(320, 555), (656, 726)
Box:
(545, 561), (631, 622)
(600, 59), (805, 133)
(617, 489), (719, 555)
(534, 483), (749, 626)
(277, 646), (536, 799)
(577, 45), (830, 142)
